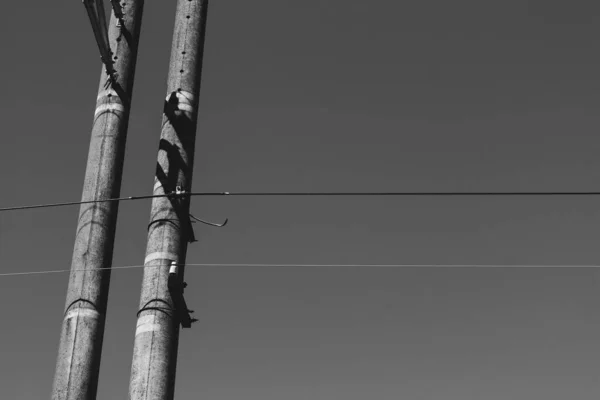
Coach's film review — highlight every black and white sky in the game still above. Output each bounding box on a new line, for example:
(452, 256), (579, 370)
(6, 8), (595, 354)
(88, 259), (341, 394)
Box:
(1, 1), (600, 399)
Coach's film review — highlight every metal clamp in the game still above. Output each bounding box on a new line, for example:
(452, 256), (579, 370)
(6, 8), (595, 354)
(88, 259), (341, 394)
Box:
(167, 261), (198, 328)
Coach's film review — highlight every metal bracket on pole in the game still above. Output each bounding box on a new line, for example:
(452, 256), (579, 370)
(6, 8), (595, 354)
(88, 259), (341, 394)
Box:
(166, 186), (198, 243)
(167, 261), (198, 328)
(169, 186), (229, 229)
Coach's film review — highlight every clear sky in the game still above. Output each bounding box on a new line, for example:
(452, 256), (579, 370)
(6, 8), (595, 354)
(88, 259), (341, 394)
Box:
(1, 1), (600, 399)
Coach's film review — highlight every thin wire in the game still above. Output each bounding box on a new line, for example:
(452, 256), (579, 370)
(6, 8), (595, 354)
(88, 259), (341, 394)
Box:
(203, 192), (600, 196)
(1, 263), (600, 277)
(2, 191), (600, 212)
(185, 263), (600, 268)
(0, 264), (148, 277)
(0, 193), (169, 212)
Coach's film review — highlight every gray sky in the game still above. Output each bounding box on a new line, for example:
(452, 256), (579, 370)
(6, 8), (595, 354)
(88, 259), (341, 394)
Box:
(1, 1), (600, 399)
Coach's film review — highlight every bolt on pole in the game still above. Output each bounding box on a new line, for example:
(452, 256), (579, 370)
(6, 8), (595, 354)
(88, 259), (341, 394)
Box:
(51, 2), (145, 399)
(128, 1), (209, 399)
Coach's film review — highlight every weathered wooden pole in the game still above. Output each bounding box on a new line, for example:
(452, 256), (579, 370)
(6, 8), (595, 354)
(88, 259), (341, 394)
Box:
(52, 2), (145, 399)
(128, 1), (209, 399)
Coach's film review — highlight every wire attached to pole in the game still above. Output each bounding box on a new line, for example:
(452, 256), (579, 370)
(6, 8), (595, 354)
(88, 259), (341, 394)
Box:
(2, 191), (600, 212)
(0, 262), (599, 277)
(0, 193), (180, 212)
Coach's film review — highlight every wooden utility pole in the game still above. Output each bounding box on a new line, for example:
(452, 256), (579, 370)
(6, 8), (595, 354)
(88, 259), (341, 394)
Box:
(51, 2), (145, 399)
(129, 1), (209, 399)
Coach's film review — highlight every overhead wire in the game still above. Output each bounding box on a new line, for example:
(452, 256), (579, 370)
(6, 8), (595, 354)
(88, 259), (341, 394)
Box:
(2, 191), (600, 212)
(2, 192), (599, 276)
(0, 193), (172, 212)
(1, 263), (600, 277)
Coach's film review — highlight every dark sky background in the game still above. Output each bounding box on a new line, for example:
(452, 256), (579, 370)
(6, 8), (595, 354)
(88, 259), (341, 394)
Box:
(1, 1), (600, 399)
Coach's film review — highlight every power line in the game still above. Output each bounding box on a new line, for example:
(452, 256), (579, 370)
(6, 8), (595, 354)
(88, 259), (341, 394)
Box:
(1, 263), (600, 277)
(0, 193), (169, 212)
(202, 192), (600, 196)
(2, 191), (600, 212)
